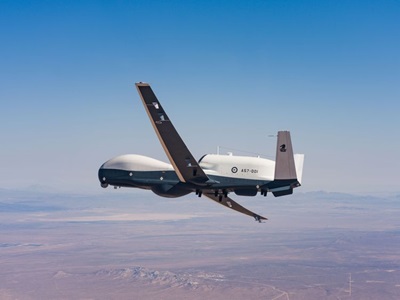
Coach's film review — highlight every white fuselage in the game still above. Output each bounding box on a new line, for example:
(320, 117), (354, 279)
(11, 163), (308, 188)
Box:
(101, 153), (277, 181)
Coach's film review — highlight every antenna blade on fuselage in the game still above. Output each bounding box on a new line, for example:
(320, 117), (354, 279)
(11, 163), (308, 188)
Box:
(135, 82), (209, 185)
(203, 193), (268, 222)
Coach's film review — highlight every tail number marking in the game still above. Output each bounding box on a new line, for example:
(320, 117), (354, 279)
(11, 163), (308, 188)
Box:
(241, 168), (258, 174)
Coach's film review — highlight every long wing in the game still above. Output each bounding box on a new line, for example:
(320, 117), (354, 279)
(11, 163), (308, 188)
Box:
(203, 193), (268, 222)
(135, 82), (209, 185)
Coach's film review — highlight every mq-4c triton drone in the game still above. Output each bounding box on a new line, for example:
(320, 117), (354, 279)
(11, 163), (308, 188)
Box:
(99, 83), (304, 222)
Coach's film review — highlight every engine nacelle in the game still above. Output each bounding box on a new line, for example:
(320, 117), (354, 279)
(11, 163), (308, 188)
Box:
(199, 154), (275, 180)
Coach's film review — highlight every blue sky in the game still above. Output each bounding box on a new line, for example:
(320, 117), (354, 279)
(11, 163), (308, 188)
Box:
(1, 0), (399, 194)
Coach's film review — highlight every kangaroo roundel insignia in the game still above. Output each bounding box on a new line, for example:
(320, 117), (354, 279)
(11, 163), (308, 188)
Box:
(231, 167), (238, 173)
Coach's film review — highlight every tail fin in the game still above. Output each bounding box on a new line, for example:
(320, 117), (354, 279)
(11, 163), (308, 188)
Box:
(274, 131), (297, 180)
(270, 131), (303, 197)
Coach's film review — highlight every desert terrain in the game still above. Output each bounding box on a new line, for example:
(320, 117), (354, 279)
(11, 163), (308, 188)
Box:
(1, 189), (400, 299)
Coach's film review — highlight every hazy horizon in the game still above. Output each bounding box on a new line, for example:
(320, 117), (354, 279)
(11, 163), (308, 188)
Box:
(1, 189), (400, 299)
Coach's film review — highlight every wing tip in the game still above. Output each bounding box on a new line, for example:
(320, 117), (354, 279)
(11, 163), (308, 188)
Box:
(135, 81), (150, 87)
(255, 214), (268, 222)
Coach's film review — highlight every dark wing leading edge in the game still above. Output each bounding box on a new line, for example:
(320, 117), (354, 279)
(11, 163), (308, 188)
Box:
(203, 193), (268, 222)
(135, 82), (210, 185)
(136, 82), (267, 222)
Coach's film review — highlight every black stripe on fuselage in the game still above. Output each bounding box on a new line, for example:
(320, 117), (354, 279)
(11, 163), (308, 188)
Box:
(98, 168), (272, 191)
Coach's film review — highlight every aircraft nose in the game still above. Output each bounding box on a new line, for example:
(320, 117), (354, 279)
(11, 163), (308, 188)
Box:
(98, 165), (109, 188)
